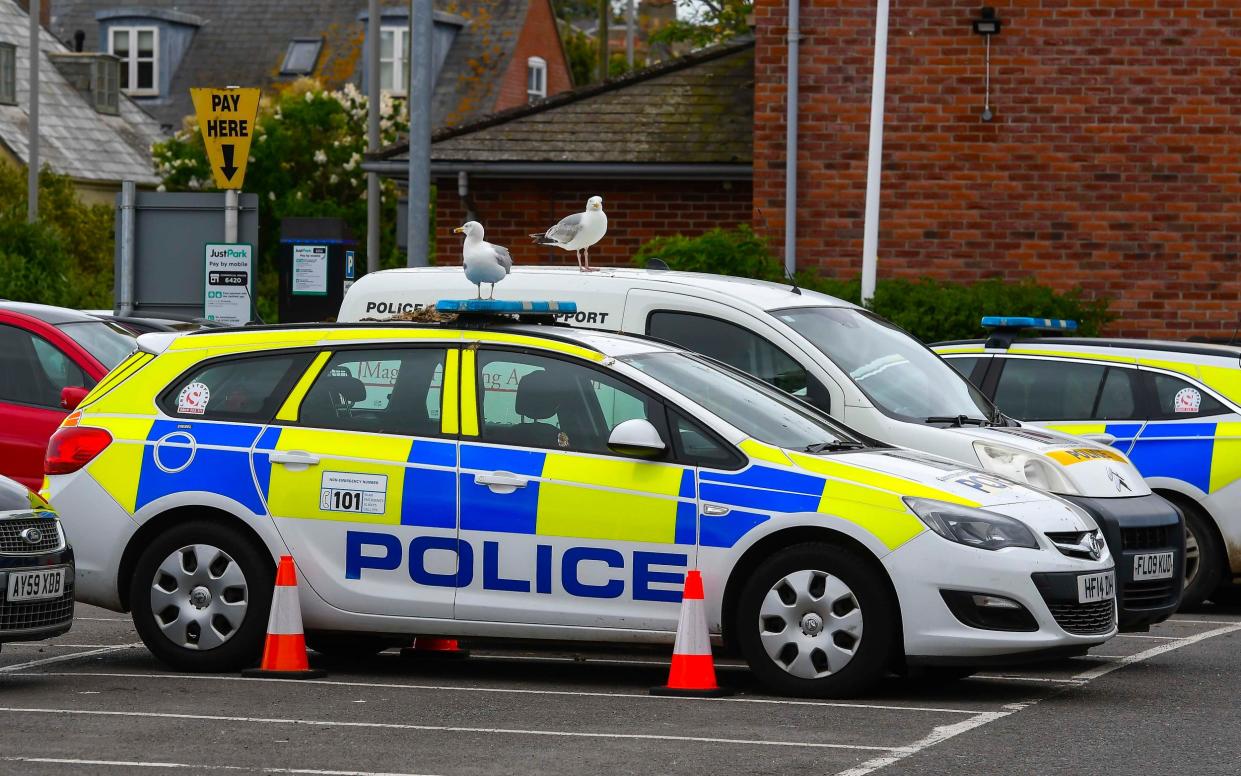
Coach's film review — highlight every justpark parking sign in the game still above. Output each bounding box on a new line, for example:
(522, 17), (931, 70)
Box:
(204, 243), (254, 325)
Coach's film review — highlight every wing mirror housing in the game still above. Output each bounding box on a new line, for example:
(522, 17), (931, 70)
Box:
(607, 419), (667, 458)
(60, 385), (89, 411)
(1084, 433), (1117, 447)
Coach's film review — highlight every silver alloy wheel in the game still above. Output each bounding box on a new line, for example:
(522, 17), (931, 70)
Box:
(1184, 525), (1201, 589)
(150, 544), (249, 650)
(758, 569), (863, 679)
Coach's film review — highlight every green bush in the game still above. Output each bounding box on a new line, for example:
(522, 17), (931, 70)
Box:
(633, 226), (1113, 342)
(0, 163), (116, 309)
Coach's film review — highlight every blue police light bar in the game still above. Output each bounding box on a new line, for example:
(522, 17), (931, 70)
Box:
(436, 299), (577, 315)
(981, 316), (1078, 331)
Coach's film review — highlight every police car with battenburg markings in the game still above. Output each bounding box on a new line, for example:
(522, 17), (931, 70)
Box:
(340, 267), (1182, 631)
(935, 317), (1241, 609)
(45, 302), (1117, 697)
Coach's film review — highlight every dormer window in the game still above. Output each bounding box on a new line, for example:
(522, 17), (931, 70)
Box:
(380, 26), (408, 96)
(281, 38), (323, 76)
(92, 56), (120, 115)
(526, 56), (547, 102)
(0, 43), (15, 106)
(108, 26), (158, 95)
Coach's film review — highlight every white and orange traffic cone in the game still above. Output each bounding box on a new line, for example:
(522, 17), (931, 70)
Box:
(650, 569), (732, 697)
(241, 556), (326, 679)
(401, 636), (470, 660)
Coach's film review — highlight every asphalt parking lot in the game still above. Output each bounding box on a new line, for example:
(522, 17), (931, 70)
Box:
(0, 604), (1238, 775)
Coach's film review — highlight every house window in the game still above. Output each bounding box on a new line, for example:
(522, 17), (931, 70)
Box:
(0, 43), (15, 105)
(109, 26), (158, 95)
(92, 56), (120, 115)
(380, 26), (408, 96)
(526, 56), (547, 102)
(281, 38), (323, 76)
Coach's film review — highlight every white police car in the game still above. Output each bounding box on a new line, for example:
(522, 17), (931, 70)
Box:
(339, 268), (1182, 630)
(935, 317), (1239, 608)
(45, 304), (1116, 697)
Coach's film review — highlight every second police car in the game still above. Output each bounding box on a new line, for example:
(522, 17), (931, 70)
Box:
(45, 306), (1116, 697)
(339, 267), (1184, 630)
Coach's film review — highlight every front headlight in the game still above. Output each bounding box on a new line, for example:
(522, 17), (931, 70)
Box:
(903, 497), (1040, 551)
(973, 441), (1080, 495)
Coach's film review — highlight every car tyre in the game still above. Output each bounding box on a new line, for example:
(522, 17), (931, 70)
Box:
(130, 520), (274, 672)
(1180, 505), (1223, 610)
(735, 542), (896, 698)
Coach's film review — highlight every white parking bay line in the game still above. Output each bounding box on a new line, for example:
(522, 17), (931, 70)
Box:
(1073, 623), (1241, 682)
(1114, 633), (1181, 640)
(0, 707), (901, 751)
(43, 671), (979, 715)
(0, 644), (141, 673)
(0, 757), (438, 776)
(969, 675), (1085, 685)
(841, 623), (1241, 776)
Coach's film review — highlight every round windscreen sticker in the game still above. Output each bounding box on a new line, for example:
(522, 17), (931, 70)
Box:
(177, 382), (211, 415)
(1173, 387), (1201, 414)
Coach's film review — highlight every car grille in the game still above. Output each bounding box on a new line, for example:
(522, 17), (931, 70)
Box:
(1045, 531), (1102, 561)
(1046, 600), (1116, 635)
(1122, 526), (1174, 551)
(0, 517), (64, 554)
(0, 582), (74, 632)
(1123, 579), (1180, 609)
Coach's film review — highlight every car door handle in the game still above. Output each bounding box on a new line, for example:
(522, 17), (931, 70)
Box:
(475, 471), (529, 492)
(270, 450), (321, 467)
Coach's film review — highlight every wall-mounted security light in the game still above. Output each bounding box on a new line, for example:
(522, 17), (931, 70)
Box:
(971, 7), (1002, 121)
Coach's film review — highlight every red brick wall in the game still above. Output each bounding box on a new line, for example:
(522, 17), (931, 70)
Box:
(434, 178), (754, 267)
(753, 0), (1241, 338)
(495, 0), (575, 112)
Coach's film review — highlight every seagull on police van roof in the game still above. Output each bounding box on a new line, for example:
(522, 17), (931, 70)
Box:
(454, 221), (512, 299)
(530, 196), (607, 272)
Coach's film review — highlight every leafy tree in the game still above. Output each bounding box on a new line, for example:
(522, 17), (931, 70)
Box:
(0, 162), (116, 309)
(152, 78), (410, 321)
(650, 0), (752, 49)
(560, 22), (599, 86)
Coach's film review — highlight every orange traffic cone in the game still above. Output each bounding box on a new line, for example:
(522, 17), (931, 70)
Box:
(242, 556), (326, 679)
(650, 569), (732, 697)
(401, 636), (470, 660)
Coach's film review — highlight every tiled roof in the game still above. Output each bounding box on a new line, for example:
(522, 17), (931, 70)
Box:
(385, 36), (754, 166)
(50, 0), (538, 131)
(0, 0), (161, 184)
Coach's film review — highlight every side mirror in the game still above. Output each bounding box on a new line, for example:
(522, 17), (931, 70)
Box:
(607, 418), (667, 458)
(1084, 433), (1117, 447)
(60, 385), (89, 412)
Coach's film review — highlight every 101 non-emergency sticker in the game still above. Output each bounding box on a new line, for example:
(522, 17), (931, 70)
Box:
(320, 471), (387, 514)
(177, 382), (211, 415)
(1174, 387), (1202, 414)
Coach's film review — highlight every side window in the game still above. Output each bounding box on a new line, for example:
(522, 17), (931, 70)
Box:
(163, 353), (310, 421)
(670, 411), (741, 469)
(993, 359), (1106, 421)
(299, 348), (446, 436)
(478, 350), (663, 457)
(944, 356), (982, 383)
(647, 311), (830, 411)
(1149, 373), (1228, 420)
(1094, 367), (1139, 420)
(0, 325), (90, 408)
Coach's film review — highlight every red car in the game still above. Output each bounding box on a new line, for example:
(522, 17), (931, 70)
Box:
(0, 302), (136, 490)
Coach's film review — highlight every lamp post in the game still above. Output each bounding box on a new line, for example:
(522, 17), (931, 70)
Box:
(27, 0), (40, 223)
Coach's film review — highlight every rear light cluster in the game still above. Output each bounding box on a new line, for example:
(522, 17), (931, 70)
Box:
(45, 427), (113, 475)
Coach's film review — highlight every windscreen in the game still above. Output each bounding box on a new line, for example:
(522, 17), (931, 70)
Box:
(772, 307), (995, 422)
(621, 352), (863, 451)
(57, 321), (137, 370)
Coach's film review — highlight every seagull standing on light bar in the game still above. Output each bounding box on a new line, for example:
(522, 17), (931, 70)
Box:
(454, 221), (512, 299)
(530, 195), (607, 271)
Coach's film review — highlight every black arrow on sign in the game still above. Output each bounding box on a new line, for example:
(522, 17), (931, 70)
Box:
(220, 144), (239, 182)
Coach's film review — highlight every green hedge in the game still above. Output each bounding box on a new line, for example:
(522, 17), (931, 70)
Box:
(632, 225), (1112, 342)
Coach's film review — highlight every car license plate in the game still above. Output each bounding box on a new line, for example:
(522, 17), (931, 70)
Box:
(1133, 551), (1175, 581)
(1077, 571), (1115, 604)
(7, 568), (66, 602)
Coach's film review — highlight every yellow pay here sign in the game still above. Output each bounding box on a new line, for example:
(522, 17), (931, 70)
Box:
(190, 87), (261, 189)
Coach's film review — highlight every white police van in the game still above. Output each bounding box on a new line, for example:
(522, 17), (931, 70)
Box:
(340, 267), (1183, 631)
